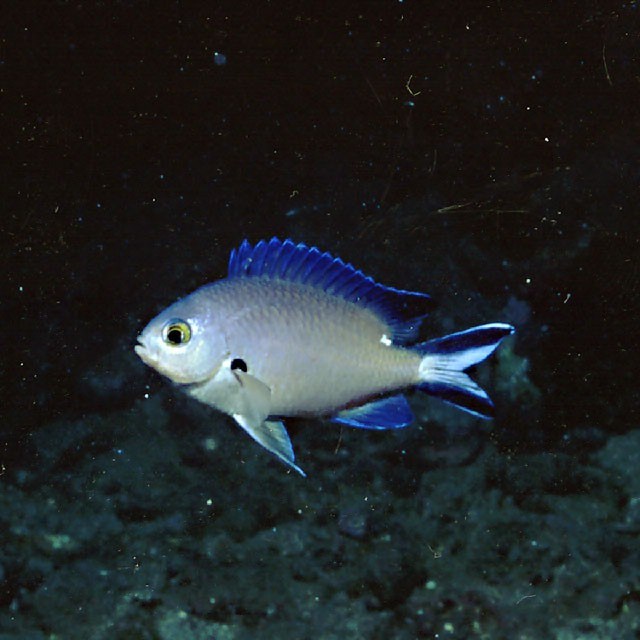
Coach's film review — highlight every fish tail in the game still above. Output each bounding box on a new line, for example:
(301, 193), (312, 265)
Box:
(416, 323), (514, 418)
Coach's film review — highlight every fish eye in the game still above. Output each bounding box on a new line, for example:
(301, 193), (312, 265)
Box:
(162, 319), (192, 346)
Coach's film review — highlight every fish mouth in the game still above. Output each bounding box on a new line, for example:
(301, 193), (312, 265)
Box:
(134, 338), (155, 366)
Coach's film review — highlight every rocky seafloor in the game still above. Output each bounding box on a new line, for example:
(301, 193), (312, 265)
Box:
(3, 386), (640, 639)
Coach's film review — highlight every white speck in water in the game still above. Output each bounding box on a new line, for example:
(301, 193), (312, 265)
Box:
(380, 334), (392, 346)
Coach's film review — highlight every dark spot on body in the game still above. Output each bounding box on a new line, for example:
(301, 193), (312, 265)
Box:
(230, 358), (248, 372)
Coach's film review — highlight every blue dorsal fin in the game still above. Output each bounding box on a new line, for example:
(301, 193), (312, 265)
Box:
(228, 238), (434, 343)
(332, 394), (414, 430)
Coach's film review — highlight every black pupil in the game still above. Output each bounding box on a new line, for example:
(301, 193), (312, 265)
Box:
(167, 327), (184, 344)
(230, 358), (247, 372)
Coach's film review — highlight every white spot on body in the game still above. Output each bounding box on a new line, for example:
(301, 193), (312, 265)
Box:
(380, 334), (392, 346)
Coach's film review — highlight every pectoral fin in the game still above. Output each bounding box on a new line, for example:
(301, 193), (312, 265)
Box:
(231, 369), (272, 427)
(233, 415), (306, 477)
(190, 363), (305, 476)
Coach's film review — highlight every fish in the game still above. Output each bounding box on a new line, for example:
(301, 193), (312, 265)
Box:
(135, 238), (514, 476)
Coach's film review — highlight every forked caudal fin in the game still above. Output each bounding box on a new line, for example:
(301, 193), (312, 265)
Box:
(417, 323), (514, 418)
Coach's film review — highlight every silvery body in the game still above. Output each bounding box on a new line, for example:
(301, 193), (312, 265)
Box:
(135, 238), (513, 475)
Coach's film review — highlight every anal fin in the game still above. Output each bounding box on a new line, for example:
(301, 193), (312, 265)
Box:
(332, 394), (413, 430)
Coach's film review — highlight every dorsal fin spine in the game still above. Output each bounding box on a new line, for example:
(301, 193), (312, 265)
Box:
(298, 250), (323, 282)
(275, 241), (296, 278)
(252, 241), (268, 274)
(321, 260), (348, 291)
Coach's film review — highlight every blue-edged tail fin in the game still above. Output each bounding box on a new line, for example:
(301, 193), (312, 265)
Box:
(416, 323), (514, 418)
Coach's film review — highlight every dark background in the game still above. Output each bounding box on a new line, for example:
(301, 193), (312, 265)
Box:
(5, 2), (638, 441)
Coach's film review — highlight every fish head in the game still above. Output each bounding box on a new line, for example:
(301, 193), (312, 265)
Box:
(134, 292), (227, 385)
